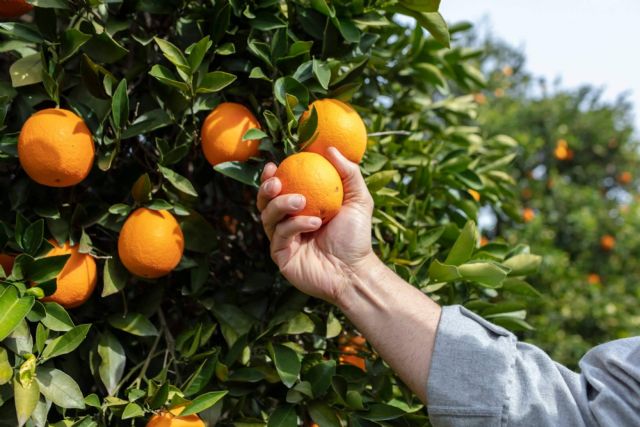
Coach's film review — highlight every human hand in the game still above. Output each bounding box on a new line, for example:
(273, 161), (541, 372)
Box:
(257, 147), (376, 305)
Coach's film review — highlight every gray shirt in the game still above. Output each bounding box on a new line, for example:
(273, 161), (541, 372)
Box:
(427, 305), (640, 426)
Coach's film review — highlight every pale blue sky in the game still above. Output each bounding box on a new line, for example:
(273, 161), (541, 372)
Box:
(440, 0), (640, 130)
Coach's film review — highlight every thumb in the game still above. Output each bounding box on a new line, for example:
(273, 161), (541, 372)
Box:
(325, 147), (373, 208)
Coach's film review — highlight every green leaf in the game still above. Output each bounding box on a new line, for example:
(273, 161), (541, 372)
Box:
(196, 71), (237, 94)
(366, 170), (398, 192)
(308, 402), (341, 427)
(60, 29), (91, 62)
(97, 331), (126, 396)
(214, 161), (260, 187)
(13, 376), (39, 427)
(122, 109), (172, 139)
(458, 262), (509, 288)
(102, 257), (128, 297)
(502, 254), (542, 276)
(26, 254), (69, 283)
(0, 286), (35, 341)
(361, 403), (407, 421)
(183, 358), (216, 397)
(502, 278), (542, 297)
(268, 405), (297, 427)
(304, 360), (336, 398)
(30, 0), (69, 8)
(108, 313), (158, 336)
(4, 320), (33, 355)
(396, 7), (450, 47)
(111, 79), (129, 130)
(83, 32), (128, 63)
(0, 347), (12, 385)
(269, 344), (301, 388)
(40, 324), (91, 361)
(277, 313), (315, 335)
(0, 22), (43, 43)
(242, 128), (267, 141)
(444, 221), (476, 265)
(149, 64), (189, 92)
(298, 106), (318, 147)
(158, 165), (198, 197)
(154, 37), (190, 73)
(41, 302), (74, 332)
(36, 367), (85, 409)
(399, 0), (440, 12)
(427, 260), (460, 283)
(122, 402), (144, 419)
(149, 382), (169, 409)
(310, 0), (335, 17)
(179, 390), (228, 416)
(326, 311), (342, 339)
(10, 54), (43, 87)
(21, 219), (44, 256)
(187, 36), (212, 71)
(312, 59), (331, 90)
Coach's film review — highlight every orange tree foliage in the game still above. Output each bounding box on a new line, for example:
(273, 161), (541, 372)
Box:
(0, 2), (540, 426)
(475, 34), (640, 368)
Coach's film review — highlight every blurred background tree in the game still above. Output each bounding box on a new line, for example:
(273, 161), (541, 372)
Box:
(469, 32), (640, 368)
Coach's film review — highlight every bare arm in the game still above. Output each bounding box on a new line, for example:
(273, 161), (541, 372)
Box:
(257, 147), (441, 403)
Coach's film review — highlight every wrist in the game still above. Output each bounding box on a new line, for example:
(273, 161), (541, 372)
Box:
(336, 252), (387, 313)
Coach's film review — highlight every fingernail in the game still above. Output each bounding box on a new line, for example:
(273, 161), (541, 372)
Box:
(290, 195), (305, 209)
(310, 217), (322, 227)
(264, 180), (273, 193)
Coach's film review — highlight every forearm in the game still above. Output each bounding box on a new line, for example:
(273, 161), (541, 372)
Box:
(337, 254), (442, 403)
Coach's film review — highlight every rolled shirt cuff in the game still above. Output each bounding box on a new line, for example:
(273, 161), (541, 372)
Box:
(427, 305), (516, 425)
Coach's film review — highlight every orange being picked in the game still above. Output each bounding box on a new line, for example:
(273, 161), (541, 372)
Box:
(41, 241), (97, 309)
(118, 208), (184, 278)
(0, 0), (32, 18)
(0, 254), (15, 276)
(18, 108), (95, 187)
(300, 98), (367, 163)
(146, 404), (205, 427)
(201, 102), (261, 165)
(274, 152), (343, 223)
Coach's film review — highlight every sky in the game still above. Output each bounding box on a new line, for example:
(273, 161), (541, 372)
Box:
(439, 0), (640, 131)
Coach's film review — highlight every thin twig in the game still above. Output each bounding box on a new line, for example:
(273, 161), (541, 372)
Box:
(157, 308), (182, 384)
(368, 130), (413, 137)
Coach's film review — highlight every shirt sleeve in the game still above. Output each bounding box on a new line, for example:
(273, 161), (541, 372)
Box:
(425, 305), (640, 427)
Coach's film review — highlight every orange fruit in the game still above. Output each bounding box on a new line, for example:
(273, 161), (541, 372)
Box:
(18, 108), (95, 187)
(118, 208), (184, 278)
(494, 88), (505, 98)
(587, 273), (601, 285)
(146, 405), (205, 427)
(274, 152), (344, 223)
(339, 345), (366, 371)
(41, 241), (97, 308)
(0, 0), (32, 18)
(502, 65), (514, 77)
(600, 235), (615, 252)
(473, 93), (486, 105)
(0, 254), (15, 275)
(349, 335), (366, 347)
(554, 139), (569, 160)
(201, 102), (261, 166)
(300, 98), (367, 163)
(522, 208), (535, 223)
(467, 189), (480, 202)
(618, 171), (632, 185)
(479, 236), (489, 247)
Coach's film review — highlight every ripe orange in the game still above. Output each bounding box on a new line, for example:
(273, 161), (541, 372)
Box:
(0, 0), (32, 18)
(41, 241), (97, 308)
(339, 345), (366, 371)
(201, 102), (261, 165)
(467, 189), (480, 202)
(146, 405), (205, 427)
(300, 98), (367, 163)
(274, 152), (344, 223)
(587, 273), (601, 285)
(473, 93), (487, 105)
(522, 208), (535, 223)
(18, 108), (95, 187)
(0, 254), (15, 275)
(118, 208), (184, 278)
(554, 139), (569, 160)
(502, 65), (514, 77)
(494, 88), (505, 98)
(600, 235), (615, 252)
(618, 171), (632, 185)
(479, 236), (489, 247)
